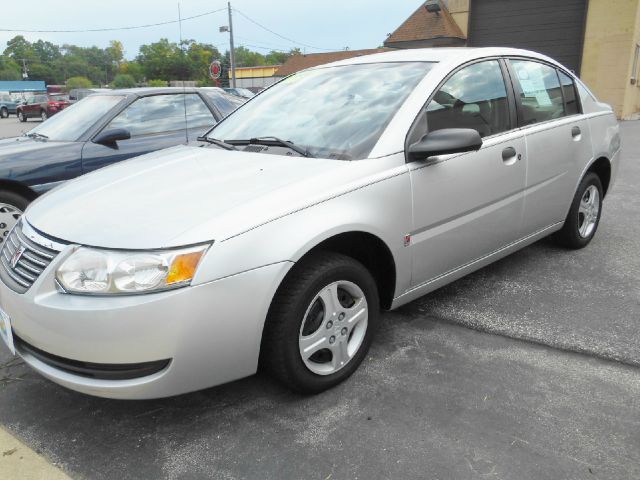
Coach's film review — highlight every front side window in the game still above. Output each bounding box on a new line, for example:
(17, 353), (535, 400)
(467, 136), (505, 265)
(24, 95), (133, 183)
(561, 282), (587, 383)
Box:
(208, 62), (435, 160)
(511, 60), (565, 125)
(426, 60), (510, 138)
(558, 70), (579, 116)
(107, 94), (215, 137)
(27, 94), (125, 141)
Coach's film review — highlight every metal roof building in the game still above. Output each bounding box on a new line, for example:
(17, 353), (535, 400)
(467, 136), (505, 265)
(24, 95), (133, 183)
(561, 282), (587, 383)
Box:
(0, 81), (46, 92)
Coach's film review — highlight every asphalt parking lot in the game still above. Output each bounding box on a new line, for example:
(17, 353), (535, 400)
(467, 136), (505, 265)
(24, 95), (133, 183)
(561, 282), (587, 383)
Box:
(0, 115), (35, 139)
(0, 121), (638, 480)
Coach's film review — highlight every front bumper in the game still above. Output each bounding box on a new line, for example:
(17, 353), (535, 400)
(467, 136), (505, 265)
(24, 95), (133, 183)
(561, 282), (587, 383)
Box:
(0, 252), (292, 399)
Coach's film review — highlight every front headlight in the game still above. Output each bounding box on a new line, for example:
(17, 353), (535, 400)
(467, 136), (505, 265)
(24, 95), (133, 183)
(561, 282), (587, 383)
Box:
(56, 244), (210, 295)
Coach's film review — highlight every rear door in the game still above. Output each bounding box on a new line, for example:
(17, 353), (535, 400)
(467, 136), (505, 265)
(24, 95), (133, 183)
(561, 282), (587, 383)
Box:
(408, 59), (527, 286)
(507, 58), (593, 233)
(81, 93), (218, 174)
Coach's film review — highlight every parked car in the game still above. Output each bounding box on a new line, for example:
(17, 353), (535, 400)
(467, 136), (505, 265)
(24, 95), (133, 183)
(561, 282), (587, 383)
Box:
(17, 94), (70, 122)
(223, 87), (255, 99)
(0, 87), (244, 221)
(0, 94), (18, 119)
(0, 48), (620, 399)
(68, 88), (111, 104)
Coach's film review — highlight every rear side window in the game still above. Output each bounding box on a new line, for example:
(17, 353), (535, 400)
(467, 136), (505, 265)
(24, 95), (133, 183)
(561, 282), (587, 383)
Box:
(510, 60), (564, 125)
(426, 60), (510, 138)
(205, 92), (244, 117)
(558, 70), (580, 116)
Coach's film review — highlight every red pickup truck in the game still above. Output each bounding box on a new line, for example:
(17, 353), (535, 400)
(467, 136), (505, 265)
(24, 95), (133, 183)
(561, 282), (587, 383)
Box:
(17, 94), (70, 122)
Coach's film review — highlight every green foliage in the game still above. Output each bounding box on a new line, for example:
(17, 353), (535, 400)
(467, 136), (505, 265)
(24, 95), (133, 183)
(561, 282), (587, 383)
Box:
(112, 74), (136, 88)
(0, 56), (21, 80)
(1, 34), (298, 87)
(147, 79), (167, 87)
(66, 76), (92, 89)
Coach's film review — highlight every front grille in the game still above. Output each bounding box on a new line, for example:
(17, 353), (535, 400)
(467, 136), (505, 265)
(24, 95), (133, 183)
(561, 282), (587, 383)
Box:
(14, 334), (171, 380)
(0, 221), (64, 293)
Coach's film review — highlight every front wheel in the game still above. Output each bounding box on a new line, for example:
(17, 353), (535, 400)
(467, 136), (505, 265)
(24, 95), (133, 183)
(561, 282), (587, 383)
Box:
(40, 110), (48, 121)
(0, 191), (29, 245)
(555, 172), (603, 249)
(0, 108), (7, 119)
(17, 110), (26, 122)
(260, 252), (379, 393)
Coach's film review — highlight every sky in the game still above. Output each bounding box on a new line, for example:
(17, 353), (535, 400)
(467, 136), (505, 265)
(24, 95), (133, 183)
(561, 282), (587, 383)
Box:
(0, 0), (422, 59)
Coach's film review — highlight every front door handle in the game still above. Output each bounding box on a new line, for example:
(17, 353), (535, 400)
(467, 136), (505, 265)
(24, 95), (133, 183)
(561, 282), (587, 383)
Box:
(502, 146), (517, 164)
(571, 126), (581, 138)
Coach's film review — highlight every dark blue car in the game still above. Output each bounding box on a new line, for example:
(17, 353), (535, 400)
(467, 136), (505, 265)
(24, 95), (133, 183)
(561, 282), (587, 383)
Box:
(0, 87), (244, 238)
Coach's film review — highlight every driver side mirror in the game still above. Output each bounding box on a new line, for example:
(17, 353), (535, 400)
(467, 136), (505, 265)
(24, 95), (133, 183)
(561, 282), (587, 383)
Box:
(408, 128), (482, 162)
(93, 128), (131, 146)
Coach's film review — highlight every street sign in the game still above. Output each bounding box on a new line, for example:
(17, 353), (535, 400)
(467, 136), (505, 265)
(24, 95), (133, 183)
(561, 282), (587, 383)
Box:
(209, 61), (222, 80)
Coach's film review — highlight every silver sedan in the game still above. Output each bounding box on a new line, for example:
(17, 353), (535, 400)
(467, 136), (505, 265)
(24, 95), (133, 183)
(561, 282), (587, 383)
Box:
(0, 47), (621, 398)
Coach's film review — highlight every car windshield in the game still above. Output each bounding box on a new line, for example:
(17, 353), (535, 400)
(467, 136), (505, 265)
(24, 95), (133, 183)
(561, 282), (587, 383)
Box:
(208, 62), (435, 160)
(27, 94), (125, 142)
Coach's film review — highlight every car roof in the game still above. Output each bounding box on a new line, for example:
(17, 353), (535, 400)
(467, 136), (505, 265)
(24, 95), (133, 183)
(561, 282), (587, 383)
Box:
(315, 47), (566, 71)
(98, 87), (213, 97)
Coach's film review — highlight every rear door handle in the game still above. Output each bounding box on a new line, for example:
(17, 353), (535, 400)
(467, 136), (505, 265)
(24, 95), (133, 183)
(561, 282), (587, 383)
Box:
(571, 126), (581, 138)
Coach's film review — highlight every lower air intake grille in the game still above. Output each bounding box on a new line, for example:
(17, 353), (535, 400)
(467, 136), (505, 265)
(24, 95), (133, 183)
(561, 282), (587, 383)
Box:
(0, 221), (63, 293)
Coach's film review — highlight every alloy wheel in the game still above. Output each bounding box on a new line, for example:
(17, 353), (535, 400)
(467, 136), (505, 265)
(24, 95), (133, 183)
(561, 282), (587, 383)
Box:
(298, 280), (368, 375)
(577, 185), (600, 238)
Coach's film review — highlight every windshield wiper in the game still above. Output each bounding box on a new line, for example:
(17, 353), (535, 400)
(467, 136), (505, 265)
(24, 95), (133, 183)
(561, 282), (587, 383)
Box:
(196, 136), (237, 151)
(25, 132), (49, 141)
(226, 136), (314, 158)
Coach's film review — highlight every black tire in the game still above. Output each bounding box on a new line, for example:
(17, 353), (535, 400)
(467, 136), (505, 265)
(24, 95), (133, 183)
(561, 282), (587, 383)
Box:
(40, 110), (48, 121)
(260, 251), (380, 393)
(0, 190), (30, 212)
(554, 172), (603, 249)
(17, 110), (26, 122)
(0, 108), (7, 119)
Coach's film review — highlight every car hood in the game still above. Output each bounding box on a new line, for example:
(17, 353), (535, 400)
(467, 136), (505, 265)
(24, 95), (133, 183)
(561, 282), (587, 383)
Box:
(25, 145), (392, 249)
(0, 137), (76, 156)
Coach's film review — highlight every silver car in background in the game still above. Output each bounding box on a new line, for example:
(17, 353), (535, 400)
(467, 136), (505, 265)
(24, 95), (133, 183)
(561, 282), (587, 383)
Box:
(0, 48), (620, 399)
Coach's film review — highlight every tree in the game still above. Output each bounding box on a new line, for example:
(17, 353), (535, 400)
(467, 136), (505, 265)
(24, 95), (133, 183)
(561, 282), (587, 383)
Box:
(112, 74), (136, 88)
(66, 76), (92, 89)
(107, 40), (124, 68)
(147, 79), (167, 87)
(0, 56), (21, 80)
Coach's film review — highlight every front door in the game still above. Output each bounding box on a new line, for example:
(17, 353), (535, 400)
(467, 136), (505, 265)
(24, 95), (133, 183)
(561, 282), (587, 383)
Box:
(409, 59), (527, 286)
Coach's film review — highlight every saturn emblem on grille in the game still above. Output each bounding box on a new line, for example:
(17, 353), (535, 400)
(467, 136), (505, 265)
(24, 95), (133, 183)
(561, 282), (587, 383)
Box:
(10, 245), (25, 269)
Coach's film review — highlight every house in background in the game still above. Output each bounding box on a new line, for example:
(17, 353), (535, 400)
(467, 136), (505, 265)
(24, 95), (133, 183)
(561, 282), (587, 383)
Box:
(383, 0), (466, 49)
(230, 66), (282, 89)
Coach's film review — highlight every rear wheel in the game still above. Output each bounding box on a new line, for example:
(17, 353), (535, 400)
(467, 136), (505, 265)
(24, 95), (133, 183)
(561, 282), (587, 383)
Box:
(0, 108), (7, 119)
(555, 172), (603, 249)
(260, 252), (379, 393)
(0, 191), (29, 245)
(17, 110), (26, 122)
(40, 110), (48, 121)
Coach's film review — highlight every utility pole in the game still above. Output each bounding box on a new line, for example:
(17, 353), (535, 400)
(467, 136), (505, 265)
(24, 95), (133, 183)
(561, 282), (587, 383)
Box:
(227, 2), (236, 88)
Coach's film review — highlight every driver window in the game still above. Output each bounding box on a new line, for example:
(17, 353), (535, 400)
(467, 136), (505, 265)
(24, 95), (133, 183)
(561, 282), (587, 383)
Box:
(426, 60), (510, 138)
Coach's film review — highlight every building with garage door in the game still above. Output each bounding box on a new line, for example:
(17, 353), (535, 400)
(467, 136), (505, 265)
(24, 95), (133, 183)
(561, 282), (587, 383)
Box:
(385, 0), (640, 119)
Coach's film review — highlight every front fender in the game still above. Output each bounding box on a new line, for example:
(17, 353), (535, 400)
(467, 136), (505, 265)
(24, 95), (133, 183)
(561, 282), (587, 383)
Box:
(192, 163), (414, 299)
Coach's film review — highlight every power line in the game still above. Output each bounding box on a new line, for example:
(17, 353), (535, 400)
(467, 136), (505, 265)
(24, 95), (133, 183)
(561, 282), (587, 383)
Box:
(233, 8), (338, 51)
(0, 8), (227, 33)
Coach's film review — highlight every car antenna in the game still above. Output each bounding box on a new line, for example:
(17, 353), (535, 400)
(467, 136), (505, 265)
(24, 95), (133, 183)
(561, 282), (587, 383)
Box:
(178, 2), (189, 145)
